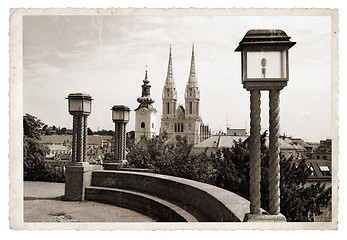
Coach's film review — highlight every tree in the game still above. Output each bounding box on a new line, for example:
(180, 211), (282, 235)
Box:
(61, 127), (67, 135)
(23, 114), (48, 180)
(210, 131), (268, 201)
(87, 127), (94, 135)
(280, 157), (332, 221)
(211, 132), (331, 222)
(127, 134), (211, 182)
(42, 124), (48, 132)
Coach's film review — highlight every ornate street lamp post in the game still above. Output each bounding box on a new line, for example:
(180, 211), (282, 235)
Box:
(66, 93), (93, 164)
(235, 29), (296, 221)
(65, 93), (100, 201)
(104, 105), (130, 170)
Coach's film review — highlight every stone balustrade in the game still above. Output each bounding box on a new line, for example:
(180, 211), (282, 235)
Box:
(85, 170), (251, 222)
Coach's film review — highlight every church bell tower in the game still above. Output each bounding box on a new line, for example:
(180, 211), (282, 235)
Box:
(134, 69), (157, 143)
(184, 44), (201, 144)
(185, 44), (200, 119)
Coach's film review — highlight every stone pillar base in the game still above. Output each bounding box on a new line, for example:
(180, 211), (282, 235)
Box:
(243, 213), (287, 222)
(103, 162), (123, 170)
(64, 162), (101, 201)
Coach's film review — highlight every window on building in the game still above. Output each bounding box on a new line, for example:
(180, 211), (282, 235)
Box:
(174, 123), (177, 132)
(189, 102), (192, 114)
(177, 123), (181, 132)
(181, 123), (184, 132)
(141, 122), (145, 128)
(167, 102), (170, 114)
(309, 164), (317, 176)
(319, 165), (331, 176)
(323, 155), (328, 160)
(317, 156), (320, 159)
(152, 123), (154, 129)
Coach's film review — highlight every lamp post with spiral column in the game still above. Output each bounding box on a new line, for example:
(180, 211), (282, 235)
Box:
(65, 93), (100, 201)
(103, 105), (130, 170)
(66, 93), (93, 164)
(235, 29), (296, 221)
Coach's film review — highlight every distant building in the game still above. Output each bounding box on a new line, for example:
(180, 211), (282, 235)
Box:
(276, 136), (306, 160)
(40, 134), (113, 162)
(290, 138), (318, 158)
(134, 70), (157, 143)
(190, 135), (248, 156)
(160, 45), (210, 145)
(227, 128), (247, 136)
(312, 139), (332, 161)
(191, 135), (306, 159)
(87, 135), (113, 154)
(305, 159), (332, 187)
(200, 124), (212, 142)
(46, 144), (70, 160)
(40, 134), (72, 146)
(301, 139), (332, 187)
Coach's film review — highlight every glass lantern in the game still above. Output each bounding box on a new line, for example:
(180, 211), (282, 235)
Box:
(112, 105), (131, 123)
(235, 29), (296, 90)
(67, 93), (92, 114)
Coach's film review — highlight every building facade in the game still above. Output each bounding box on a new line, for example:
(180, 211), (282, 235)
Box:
(160, 45), (210, 145)
(134, 70), (157, 143)
(191, 135), (306, 160)
(227, 128), (247, 136)
(312, 139), (332, 161)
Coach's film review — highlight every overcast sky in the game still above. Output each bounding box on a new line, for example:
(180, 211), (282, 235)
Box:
(23, 15), (331, 142)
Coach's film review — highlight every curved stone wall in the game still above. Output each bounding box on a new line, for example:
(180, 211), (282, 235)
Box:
(89, 170), (250, 222)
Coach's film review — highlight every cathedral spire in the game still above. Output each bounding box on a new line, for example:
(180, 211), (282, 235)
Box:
(189, 44), (197, 83)
(163, 45), (177, 100)
(166, 44), (174, 84)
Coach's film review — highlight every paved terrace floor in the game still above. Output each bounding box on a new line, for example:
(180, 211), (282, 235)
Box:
(24, 181), (156, 222)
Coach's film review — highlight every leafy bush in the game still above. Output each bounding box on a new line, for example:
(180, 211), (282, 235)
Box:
(23, 114), (66, 183)
(42, 161), (66, 183)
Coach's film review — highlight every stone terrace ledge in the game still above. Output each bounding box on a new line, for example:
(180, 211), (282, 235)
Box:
(87, 170), (252, 222)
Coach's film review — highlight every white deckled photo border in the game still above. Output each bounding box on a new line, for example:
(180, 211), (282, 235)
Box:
(9, 8), (339, 230)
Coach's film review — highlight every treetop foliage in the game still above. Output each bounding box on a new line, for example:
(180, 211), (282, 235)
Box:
(126, 132), (332, 222)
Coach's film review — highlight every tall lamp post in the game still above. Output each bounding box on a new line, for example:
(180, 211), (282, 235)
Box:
(66, 93), (92, 164)
(235, 29), (296, 221)
(65, 93), (100, 201)
(103, 105), (130, 170)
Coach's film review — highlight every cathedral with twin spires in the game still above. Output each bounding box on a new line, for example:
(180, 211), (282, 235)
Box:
(160, 45), (211, 145)
(134, 45), (211, 144)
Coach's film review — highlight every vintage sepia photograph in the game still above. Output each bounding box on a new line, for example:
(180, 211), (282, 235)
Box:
(9, 8), (338, 230)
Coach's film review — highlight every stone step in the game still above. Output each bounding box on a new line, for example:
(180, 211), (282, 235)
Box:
(85, 186), (199, 222)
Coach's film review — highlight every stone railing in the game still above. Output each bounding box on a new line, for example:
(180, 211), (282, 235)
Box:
(85, 170), (251, 222)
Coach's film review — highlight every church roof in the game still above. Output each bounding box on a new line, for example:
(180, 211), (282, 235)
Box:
(134, 104), (157, 112)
